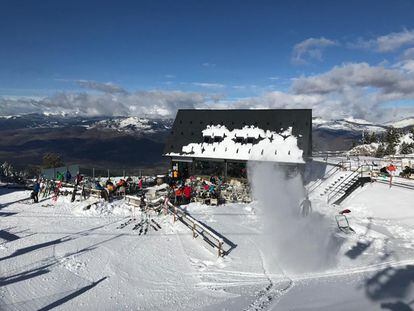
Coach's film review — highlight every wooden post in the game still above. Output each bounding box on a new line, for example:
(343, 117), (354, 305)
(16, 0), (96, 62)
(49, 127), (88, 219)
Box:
(224, 160), (228, 181)
(218, 241), (223, 257)
(192, 223), (196, 238)
(164, 198), (168, 215)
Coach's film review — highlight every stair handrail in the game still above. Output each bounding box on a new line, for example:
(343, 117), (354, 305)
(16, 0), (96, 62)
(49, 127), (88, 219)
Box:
(307, 161), (344, 194)
(327, 164), (373, 203)
(327, 166), (361, 203)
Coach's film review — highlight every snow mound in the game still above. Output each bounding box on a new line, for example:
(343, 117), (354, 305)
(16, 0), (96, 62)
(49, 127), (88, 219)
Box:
(348, 143), (380, 156)
(72, 199), (132, 216)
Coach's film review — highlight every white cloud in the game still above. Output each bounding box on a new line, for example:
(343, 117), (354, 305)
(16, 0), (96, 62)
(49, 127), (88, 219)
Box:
(349, 29), (414, 53)
(402, 47), (414, 59)
(201, 62), (216, 67)
(191, 82), (225, 88)
(292, 37), (338, 65)
(0, 91), (208, 118)
(288, 62), (414, 121)
(376, 29), (414, 52)
(398, 60), (414, 74)
(292, 62), (414, 97)
(76, 80), (127, 94)
(2, 61), (414, 123)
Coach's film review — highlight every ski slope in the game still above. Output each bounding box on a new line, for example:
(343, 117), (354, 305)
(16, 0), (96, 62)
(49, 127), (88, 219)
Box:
(1, 179), (414, 310)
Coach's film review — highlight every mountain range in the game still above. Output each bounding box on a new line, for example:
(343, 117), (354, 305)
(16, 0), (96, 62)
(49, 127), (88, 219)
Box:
(0, 113), (413, 170)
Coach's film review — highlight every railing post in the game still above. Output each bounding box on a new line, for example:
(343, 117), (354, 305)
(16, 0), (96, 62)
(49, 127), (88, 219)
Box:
(174, 206), (177, 222)
(218, 241), (223, 257)
(163, 198), (168, 215)
(192, 223), (196, 238)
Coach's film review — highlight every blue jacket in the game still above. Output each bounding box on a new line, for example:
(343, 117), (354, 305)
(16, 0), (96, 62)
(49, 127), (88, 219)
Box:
(33, 183), (40, 193)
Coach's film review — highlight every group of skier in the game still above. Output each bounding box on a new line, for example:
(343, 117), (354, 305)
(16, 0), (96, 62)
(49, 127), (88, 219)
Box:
(54, 170), (83, 185)
(30, 170), (84, 203)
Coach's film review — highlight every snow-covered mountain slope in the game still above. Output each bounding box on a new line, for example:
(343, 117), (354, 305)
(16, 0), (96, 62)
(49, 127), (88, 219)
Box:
(349, 132), (414, 156)
(312, 117), (387, 133)
(0, 114), (173, 135)
(88, 117), (173, 134)
(385, 117), (414, 129)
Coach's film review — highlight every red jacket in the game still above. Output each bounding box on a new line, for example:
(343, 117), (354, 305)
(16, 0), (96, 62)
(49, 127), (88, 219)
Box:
(183, 186), (192, 199)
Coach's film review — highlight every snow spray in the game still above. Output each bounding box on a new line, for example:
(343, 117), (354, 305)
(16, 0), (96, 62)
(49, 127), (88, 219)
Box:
(248, 161), (340, 274)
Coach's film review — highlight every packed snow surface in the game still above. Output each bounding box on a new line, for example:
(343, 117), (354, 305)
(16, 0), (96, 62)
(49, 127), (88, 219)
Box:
(1, 169), (414, 310)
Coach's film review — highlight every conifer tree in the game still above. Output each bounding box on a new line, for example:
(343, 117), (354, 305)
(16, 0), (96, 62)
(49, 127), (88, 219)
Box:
(375, 144), (386, 157)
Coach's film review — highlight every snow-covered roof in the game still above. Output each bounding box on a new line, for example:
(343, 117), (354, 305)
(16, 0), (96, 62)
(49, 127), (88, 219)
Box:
(202, 124), (229, 138)
(164, 109), (312, 159)
(167, 125), (304, 163)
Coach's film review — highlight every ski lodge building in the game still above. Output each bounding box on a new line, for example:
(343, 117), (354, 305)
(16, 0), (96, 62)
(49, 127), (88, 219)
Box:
(163, 109), (312, 179)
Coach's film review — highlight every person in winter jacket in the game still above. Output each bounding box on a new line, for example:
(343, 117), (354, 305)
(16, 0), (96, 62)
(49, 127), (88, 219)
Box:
(182, 185), (192, 204)
(56, 171), (64, 182)
(300, 195), (312, 217)
(65, 170), (72, 183)
(75, 173), (83, 186)
(94, 181), (104, 190)
(32, 180), (40, 203)
(175, 187), (183, 205)
(117, 179), (126, 188)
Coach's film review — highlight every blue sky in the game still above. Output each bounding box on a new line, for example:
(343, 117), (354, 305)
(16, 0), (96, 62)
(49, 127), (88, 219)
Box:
(1, 0), (414, 120)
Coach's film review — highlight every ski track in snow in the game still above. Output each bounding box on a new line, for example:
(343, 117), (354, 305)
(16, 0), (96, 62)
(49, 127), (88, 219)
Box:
(1, 179), (414, 310)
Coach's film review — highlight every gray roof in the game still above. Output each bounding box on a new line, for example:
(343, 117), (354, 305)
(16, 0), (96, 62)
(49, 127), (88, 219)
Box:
(164, 109), (312, 160)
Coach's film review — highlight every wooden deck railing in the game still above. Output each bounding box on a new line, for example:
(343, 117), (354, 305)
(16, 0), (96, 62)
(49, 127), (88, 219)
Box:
(124, 195), (227, 257)
(164, 199), (225, 257)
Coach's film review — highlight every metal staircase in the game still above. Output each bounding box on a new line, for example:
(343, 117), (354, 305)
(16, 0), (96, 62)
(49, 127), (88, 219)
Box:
(319, 172), (351, 197)
(307, 161), (351, 196)
(326, 165), (372, 205)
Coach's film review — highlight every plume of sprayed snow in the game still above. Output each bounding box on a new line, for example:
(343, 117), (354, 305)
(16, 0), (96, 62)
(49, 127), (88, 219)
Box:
(247, 161), (341, 275)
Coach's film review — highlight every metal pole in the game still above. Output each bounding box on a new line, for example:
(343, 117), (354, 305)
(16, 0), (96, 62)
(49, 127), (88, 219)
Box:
(107, 169), (109, 179)
(93, 168), (95, 180)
